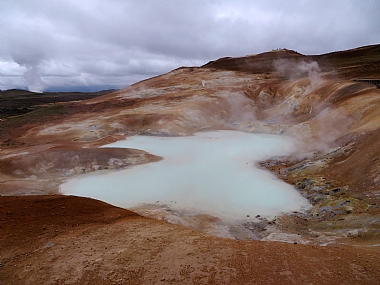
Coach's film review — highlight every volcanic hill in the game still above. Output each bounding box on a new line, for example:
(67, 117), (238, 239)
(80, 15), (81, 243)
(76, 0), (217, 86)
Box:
(1, 44), (380, 284)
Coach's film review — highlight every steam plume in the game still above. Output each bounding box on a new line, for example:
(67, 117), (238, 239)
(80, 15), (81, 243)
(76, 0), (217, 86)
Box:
(274, 59), (324, 93)
(23, 66), (45, 93)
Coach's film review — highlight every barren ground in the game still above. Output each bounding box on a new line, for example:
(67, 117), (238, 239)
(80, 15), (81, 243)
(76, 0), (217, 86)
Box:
(1, 195), (379, 285)
(1, 45), (380, 284)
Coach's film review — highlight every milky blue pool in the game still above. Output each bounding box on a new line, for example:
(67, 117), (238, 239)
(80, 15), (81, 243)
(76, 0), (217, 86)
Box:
(60, 131), (310, 221)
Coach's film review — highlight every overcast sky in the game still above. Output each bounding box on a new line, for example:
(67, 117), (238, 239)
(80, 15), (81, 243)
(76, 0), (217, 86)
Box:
(1, 0), (379, 92)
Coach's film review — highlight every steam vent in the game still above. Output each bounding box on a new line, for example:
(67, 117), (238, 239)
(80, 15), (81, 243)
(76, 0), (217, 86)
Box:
(1, 44), (380, 284)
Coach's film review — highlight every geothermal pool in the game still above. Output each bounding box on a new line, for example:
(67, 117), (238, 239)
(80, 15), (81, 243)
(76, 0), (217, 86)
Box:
(60, 131), (310, 221)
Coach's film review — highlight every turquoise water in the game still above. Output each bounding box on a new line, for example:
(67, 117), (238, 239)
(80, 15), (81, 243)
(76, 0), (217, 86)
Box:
(60, 131), (310, 221)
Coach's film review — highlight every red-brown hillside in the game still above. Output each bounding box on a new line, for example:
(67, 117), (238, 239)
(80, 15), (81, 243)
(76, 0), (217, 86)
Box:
(1, 44), (380, 284)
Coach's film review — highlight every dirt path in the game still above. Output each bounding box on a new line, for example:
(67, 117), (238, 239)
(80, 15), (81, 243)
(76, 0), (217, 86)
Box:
(1, 196), (379, 285)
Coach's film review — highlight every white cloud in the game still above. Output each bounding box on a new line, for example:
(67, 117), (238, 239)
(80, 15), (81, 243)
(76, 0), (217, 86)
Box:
(0, 60), (27, 76)
(1, 0), (379, 91)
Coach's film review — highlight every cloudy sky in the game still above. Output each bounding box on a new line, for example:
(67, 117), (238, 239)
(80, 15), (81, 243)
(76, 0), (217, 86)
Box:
(1, 0), (379, 92)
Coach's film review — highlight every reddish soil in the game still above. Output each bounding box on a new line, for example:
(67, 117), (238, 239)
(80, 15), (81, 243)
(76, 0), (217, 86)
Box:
(1, 195), (379, 285)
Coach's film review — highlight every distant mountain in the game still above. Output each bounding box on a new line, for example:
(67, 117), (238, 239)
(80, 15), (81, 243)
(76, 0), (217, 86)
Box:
(0, 89), (118, 118)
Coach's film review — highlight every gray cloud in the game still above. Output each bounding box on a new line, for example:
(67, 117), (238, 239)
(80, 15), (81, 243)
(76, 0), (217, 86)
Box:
(0, 0), (379, 91)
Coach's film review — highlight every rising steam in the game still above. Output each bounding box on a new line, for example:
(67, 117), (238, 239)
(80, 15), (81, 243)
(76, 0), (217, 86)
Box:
(11, 51), (46, 93)
(272, 59), (354, 152)
(274, 59), (324, 94)
(23, 66), (46, 93)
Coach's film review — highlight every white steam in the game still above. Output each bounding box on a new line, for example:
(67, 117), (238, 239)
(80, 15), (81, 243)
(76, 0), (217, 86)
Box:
(23, 66), (46, 93)
(274, 59), (324, 94)
(11, 51), (46, 92)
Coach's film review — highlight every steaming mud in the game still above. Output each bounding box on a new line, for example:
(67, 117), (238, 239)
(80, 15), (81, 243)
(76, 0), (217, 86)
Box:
(60, 131), (310, 227)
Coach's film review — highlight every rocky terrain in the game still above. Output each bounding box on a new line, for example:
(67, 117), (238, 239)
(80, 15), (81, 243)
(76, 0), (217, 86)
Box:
(1, 44), (380, 284)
